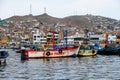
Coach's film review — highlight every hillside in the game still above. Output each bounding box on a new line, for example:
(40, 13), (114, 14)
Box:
(35, 13), (60, 25)
(6, 13), (119, 29)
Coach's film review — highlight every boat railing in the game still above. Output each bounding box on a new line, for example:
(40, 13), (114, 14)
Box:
(80, 44), (95, 50)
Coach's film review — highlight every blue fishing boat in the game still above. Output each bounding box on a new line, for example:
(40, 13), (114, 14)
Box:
(0, 50), (9, 65)
(97, 44), (120, 55)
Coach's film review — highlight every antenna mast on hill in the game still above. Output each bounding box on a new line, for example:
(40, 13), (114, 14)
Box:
(30, 4), (32, 15)
(44, 7), (46, 14)
(14, 11), (15, 16)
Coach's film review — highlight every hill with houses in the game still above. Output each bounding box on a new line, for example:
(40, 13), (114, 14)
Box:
(7, 13), (119, 30)
(0, 13), (120, 46)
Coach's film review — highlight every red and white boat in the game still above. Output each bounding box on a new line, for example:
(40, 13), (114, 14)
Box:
(21, 30), (80, 59)
(21, 45), (80, 59)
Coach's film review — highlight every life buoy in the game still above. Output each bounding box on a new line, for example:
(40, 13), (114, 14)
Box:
(46, 52), (50, 56)
(92, 50), (95, 54)
(59, 49), (62, 54)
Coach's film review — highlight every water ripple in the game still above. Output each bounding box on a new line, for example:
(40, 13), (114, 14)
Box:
(0, 49), (120, 80)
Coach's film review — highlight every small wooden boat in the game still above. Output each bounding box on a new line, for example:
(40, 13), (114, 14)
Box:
(0, 50), (9, 65)
(21, 45), (80, 60)
(78, 44), (97, 57)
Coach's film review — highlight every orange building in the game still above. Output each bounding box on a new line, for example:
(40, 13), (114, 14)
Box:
(116, 33), (120, 43)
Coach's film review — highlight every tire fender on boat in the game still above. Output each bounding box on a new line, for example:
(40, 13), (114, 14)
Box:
(92, 50), (95, 54)
(46, 52), (50, 56)
(59, 49), (62, 54)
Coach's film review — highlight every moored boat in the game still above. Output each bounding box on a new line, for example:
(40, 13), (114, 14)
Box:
(78, 29), (97, 57)
(0, 50), (9, 65)
(21, 30), (80, 60)
(21, 45), (80, 60)
(97, 44), (120, 55)
(78, 44), (97, 57)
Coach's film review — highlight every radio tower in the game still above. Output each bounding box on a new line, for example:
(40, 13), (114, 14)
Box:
(44, 7), (46, 14)
(14, 11), (15, 16)
(30, 4), (32, 15)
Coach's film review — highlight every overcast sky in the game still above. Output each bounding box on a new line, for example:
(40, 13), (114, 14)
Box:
(0, 0), (120, 20)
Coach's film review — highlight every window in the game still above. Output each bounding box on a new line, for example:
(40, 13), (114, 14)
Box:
(90, 38), (99, 40)
(74, 38), (84, 40)
(37, 36), (40, 38)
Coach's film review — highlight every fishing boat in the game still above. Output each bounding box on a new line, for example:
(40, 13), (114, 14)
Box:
(78, 29), (97, 57)
(21, 45), (79, 59)
(0, 50), (9, 65)
(21, 30), (80, 60)
(97, 43), (120, 55)
(78, 44), (97, 57)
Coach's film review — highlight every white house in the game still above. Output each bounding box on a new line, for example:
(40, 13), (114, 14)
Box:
(74, 32), (84, 45)
(108, 34), (116, 44)
(33, 33), (40, 44)
(90, 34), (104, 44)
(33, 29), (47, 44)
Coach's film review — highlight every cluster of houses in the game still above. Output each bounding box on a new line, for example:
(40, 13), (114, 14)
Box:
(31, 29), (120, 48)
(86, 14), (120, 32)
(0, 15), (120, 48)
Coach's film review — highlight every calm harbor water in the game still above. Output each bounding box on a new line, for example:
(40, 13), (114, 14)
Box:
(0, 49), (120, 80)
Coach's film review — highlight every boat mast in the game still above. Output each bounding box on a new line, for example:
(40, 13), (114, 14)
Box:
(65, 29), (68, 48)
(52, 31), (55, 47)
(84, 29), (89, 44)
